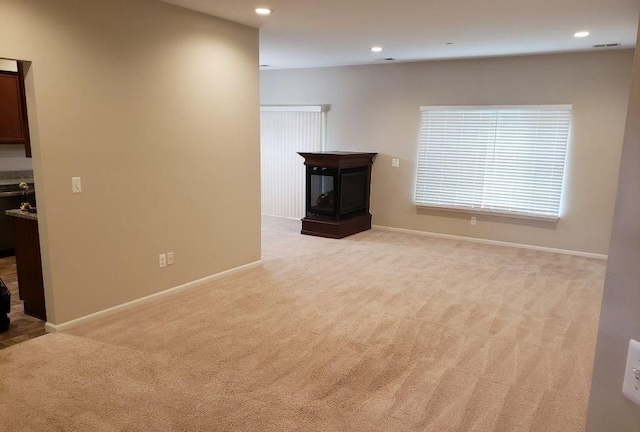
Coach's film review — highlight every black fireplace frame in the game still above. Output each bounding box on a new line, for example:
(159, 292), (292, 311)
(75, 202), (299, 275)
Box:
(305, 165), (369, 220)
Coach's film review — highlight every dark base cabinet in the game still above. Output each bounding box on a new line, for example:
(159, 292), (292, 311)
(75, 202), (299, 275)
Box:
(13, 216), (46, 321)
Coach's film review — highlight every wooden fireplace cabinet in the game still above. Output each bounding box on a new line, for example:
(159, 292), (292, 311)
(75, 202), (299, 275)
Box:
(298, 151), (377, 239)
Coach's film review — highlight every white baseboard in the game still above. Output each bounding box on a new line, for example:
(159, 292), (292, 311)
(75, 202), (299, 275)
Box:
(45, 260), (263, 333)
(261, 214), (300, 221)
(372, 225), (608, 260)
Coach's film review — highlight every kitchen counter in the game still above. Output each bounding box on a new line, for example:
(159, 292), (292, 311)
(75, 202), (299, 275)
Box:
(6, 209), (37, 221)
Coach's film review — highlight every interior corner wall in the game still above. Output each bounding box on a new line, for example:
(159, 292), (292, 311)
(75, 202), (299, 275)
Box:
(0, 0), (261, 324)
(586, 26), (640, 431)
(260, 50), (634, 255)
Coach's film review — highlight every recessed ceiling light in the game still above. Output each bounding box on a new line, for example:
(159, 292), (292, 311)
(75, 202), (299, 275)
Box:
(574, 31), (590, 38)
(371, 46), (383, 53)
(255, 8), (272, 15)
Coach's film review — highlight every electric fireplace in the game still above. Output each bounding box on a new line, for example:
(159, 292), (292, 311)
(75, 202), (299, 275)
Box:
(298, 152), (377, 238)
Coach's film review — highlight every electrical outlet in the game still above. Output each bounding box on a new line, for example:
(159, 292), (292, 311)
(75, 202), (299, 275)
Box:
(392, 158), (400, 168)
(159, 253), (167, 268)
(471, 216), (477, 225)
(167, 252), (174, 265)
(72, 177), (82, 194)
(623, 339), (640, 406)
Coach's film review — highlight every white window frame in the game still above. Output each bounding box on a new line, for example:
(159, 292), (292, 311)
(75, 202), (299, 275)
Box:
(414, 104), (572, 221)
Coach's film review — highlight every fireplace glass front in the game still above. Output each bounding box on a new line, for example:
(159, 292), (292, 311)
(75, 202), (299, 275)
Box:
(340, 169), (367, 215)
(306, 166), (369, 220)
(309, 169), (337, 218)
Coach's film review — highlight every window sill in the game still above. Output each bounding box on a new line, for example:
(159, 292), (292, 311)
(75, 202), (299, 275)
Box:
(415, 204), (559, 222)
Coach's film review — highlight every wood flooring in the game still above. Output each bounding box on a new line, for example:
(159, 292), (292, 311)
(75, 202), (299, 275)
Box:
(0, 255), (46, 349)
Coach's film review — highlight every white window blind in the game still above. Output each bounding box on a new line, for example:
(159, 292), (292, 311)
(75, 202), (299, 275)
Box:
(415, 105), (572, 220)
(260, 106), (326, 219)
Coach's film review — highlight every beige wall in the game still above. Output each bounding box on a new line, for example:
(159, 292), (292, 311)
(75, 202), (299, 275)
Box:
(261, 51), (634, 255)
(587, 27), (640, 431)
(0, 0), (261, 324)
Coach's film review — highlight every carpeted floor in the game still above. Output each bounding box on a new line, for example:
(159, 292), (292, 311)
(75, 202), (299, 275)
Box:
(0, 217), (605, 431)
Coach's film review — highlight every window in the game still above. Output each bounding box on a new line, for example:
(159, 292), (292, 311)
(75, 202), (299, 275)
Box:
(260, 106), (327, 219)
(414, 105), (572, 220)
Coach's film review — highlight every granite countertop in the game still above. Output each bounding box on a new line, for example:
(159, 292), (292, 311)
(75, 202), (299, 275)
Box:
(0, 170), (34, 186)
(5, 209), (37, 221)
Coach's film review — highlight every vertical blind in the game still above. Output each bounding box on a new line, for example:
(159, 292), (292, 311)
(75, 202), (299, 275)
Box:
(415, 105), (572, 220)
(260, 106), (325, 219)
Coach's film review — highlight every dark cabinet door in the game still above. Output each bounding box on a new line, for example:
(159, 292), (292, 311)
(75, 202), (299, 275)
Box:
(13, 217), (46, 321)
(0, 65), (31, 157)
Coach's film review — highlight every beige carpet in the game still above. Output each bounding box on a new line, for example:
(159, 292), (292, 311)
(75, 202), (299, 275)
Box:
(0, 217), (605, 431)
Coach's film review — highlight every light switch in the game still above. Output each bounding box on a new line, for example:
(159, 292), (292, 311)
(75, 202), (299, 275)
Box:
(72, 177), (82, 194)
(392, 158), (400, 167)
(623, 339), (640, 406)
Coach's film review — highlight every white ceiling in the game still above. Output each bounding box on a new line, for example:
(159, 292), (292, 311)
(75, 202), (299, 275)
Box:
(161, 0), (640, 69)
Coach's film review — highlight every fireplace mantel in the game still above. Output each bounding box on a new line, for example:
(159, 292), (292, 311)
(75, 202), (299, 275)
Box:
(298, 152), (378, 168)
(298, 152), (377, 239)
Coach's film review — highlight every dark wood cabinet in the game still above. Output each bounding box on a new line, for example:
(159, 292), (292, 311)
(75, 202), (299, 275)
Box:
(0, 63), (31, 157)
(12, 216), (46, 321)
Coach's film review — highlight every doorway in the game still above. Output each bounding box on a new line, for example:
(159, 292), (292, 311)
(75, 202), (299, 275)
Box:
(0, 58), (46, 347)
